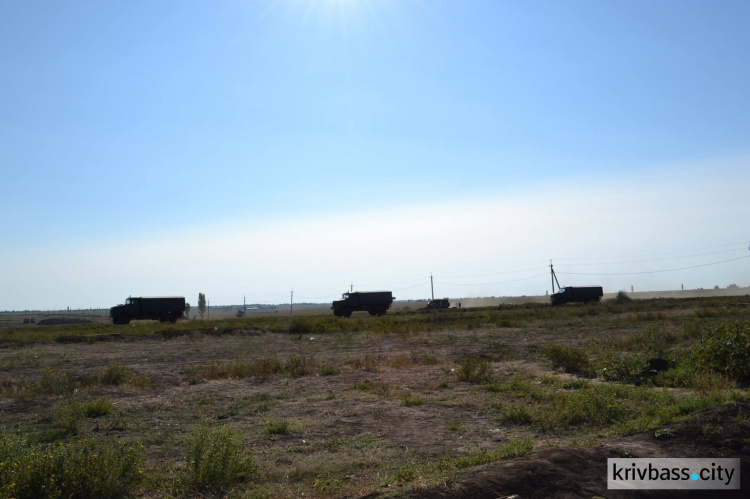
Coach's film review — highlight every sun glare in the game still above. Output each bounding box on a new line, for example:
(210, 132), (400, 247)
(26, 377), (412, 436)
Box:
(280, 0), (389, 32)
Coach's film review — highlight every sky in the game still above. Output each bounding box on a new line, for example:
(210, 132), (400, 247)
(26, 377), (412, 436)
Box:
(1, 0), (749, 310)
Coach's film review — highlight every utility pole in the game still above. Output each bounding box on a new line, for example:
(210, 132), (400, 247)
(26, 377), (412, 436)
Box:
(207, 300), (210, 320)
(243, 294), (246, 316)
(350, 282), (353, 293)
(430, 273), (435, 301)
(550, 261), (561, 293)
(290, 290), (293, 317)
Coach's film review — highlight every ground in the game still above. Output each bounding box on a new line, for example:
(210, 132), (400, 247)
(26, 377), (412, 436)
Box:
(0, 296), (749, 497)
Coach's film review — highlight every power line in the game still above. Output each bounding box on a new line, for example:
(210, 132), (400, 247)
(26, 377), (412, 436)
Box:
(356, 274), (436, 287)
(435, 264), (549, 279)
(393, 281), (431, 292)
(296, 281), (431, 301)
(556, 248), (747, 267)
(556, 255), (750, 276)
(437, 273), (549, 286)
(552, 241), (747, 262)
(294, 293), (341, 301)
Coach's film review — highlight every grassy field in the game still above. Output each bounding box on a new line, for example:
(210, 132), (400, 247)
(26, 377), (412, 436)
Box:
(1, 295), (749, 498)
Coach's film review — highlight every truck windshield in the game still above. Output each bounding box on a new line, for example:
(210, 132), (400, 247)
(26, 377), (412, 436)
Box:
(125, 298), (131, 305)
(342, 293), (349, 299)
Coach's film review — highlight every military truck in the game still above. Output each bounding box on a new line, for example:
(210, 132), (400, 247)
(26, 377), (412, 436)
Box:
(550, 286), (603, 306)
(425, 298), (451, 310)
(331, 291), (394, 317)
(110, 296), (185, 324)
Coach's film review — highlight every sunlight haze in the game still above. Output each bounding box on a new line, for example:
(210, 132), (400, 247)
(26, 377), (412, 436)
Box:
(2, 0), (749, 310)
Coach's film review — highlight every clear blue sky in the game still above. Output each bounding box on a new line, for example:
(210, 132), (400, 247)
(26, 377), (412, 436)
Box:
(2, 1), (749, 310)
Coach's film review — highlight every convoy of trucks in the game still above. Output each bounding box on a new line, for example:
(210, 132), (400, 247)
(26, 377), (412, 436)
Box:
(107, 267), (603, 324)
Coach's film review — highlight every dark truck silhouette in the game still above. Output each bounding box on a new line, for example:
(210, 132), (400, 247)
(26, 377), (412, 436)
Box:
(550, 286), (603, 306)
(425, 298), (451, 310)
(110, 296), (185, 324)
(332, 291), (394, 317)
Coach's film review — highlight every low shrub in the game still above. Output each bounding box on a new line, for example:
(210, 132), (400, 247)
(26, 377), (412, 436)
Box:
(0, 432), (144, 498)
(693, 320), (750, 384)
(99, 362), (130, 385)
(317, 362), (339, 376)
(615, 291), (633, 303)
(184, 423), (255, 495)
(456, 357), (494, 383)
(265, 419), (291, 435)
(97, 362), (152, 388)
(543, 344), (591, 373)
(536, 385), (631, 429)
(352, 380), (391, 396)
(38, 368), (74, 395)
(288, 317), (314, 335)
(498, 403), (533, 424)
(597, 354), (649, 385)
(400, 391), (422, 406)
(655, 366), (728, 393)
(252, 357), (285, 379)
(421, 354), (440, 365)
(84, 397), (114, 418)
(54, 398), (85, 435)
(285, 354), (314, 378)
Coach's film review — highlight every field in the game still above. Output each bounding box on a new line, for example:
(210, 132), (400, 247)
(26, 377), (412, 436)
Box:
(1, 295), (750, 498)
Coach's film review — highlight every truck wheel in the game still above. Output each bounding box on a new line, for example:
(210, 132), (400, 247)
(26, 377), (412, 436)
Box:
(368, 309), (378, 316)
(116, 314), (130, 325)
(169, 313), (178, 323)
(341, 307), (353, 318)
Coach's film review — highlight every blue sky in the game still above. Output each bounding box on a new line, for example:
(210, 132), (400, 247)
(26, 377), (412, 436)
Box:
(2, 1), (749, 310)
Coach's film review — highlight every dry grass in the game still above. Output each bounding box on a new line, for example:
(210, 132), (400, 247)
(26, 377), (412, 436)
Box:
(0, 295), (748, 497)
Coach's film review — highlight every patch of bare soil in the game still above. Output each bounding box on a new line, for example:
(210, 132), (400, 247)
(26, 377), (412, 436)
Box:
(404, 402), (750, 499)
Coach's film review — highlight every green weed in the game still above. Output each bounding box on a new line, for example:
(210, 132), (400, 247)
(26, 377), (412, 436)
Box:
(693, 320), (750, 383)
(0, 432), (144, 498)
(183, 423), (255, 496)
(498, 403), (533, 424)
(265, 419), (291, 435)
(400, 391), (422, 406)
(451, 438), (533, 469)
(38, 368), (74, 396)
(97, 362), (152, 388)
(84, 397), (113, 418)
(352, 379), (391, 396)
(542, 344), (591, 374)
(597, 354), (649, 385)
(456, 357), (494, 383)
